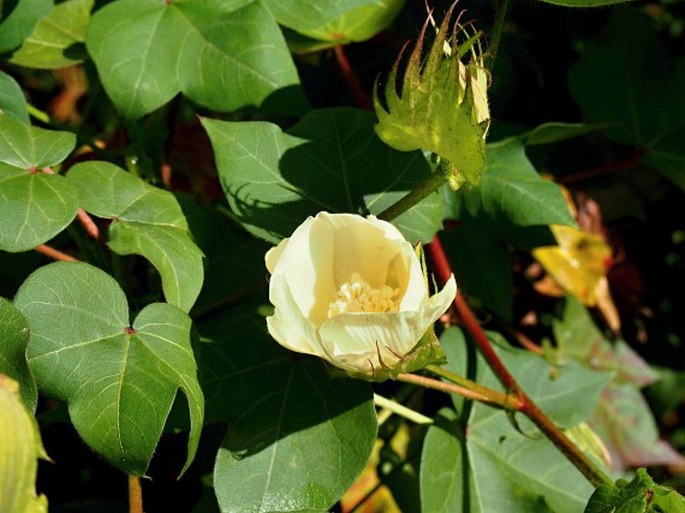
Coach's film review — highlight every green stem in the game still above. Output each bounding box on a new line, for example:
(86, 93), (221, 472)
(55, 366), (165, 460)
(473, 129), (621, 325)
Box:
(26, 104), (50, 124)
(485, 0), (512, 71)
(377, 160), (451, 222)
(425, 364), (522, 410)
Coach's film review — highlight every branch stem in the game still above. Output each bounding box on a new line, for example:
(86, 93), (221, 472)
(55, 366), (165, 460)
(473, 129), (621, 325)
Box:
(378, 160), (450, 222)
(426, 235), (613, 487)
(485, 0), (511, 71)
(334, 44), (371, 110)
(128, 475), (143, 513)
(34, 245), (78, 262)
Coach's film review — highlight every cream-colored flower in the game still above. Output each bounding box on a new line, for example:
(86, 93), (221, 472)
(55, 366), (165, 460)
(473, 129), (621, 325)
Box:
(265, 212), (457, 380)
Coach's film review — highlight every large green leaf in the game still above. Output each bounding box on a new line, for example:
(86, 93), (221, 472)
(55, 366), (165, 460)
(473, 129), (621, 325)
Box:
(0, 297), (37, 411)
(199, 300), (377, 513)
(264, 0), (404, 45)
(0, 114), (78, 252)
(420, 328), (613, 513)
(0, 0), (53, 54)
(9, 0), (93, 69)
(448, 139), (575, 228)
(569, 9), (685, 191)
(67, 161), (204, 312)
(86, 0), (307, 119)
(0, 70), (29, 122)
(14, 261), (204, 476)
(203, 107), (442, 244)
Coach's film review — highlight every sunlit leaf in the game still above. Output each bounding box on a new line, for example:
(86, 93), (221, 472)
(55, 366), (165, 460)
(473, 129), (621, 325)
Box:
(0, 375), (48, 513)
(9, 0), (93, 69)
(203, 107), (442, 244)
(14, 261), (204, 476)
(0, 298), (36, 411)
(199, 300), (377, 513)
(448, 139), (575, 227)
(86, 0), (308, 119)
(67, 161), (204, 312)
(264, 0), (405, 46)
(0, 114), (78, 252)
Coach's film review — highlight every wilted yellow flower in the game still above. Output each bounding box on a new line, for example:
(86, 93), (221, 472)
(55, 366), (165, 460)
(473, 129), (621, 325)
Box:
(265, 212), (456, 380)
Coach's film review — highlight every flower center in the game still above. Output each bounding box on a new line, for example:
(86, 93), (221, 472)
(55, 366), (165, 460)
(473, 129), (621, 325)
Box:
(328, 273), (400, 317)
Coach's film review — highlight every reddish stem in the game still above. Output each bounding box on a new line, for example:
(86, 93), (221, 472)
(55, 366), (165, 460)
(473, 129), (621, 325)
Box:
(557, 147), (646, 185)
(76, 208), (100, 239)
(426, 235), (522, 395)
(334, 43), (372, 110)
(128, 475), (143, 513)
(426, 234), (612, 487)
(34, 245), (78, 262)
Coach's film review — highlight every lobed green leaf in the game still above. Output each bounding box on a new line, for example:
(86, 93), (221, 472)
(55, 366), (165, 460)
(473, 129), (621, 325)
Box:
(14, 261), (204, 476)
(67, 161), (204, 312)
(86, 0), (308, 119)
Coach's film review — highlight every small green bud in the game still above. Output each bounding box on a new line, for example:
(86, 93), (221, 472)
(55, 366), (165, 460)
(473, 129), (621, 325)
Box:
(374, 4), (490, 189)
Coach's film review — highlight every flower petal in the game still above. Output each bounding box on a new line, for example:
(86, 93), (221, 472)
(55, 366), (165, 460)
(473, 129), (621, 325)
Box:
(269, 214), (338, 326)
(266, 273), (329, 359)
(319, 311), (425, 375)
(322, 213), (409, 290)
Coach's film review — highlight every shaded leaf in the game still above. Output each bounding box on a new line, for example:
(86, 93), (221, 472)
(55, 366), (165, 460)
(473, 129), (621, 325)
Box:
(441, 226), (513, 320)
(421, 407), (480, 513)
(0, 0), (53, 54)
(14, 262), (204, 476)
(0, 375), (48, 513)
(0, 70), (29, 122)
(449, 139), (575, 227)
(9, 0), (93, 69)
(67, 161), (204, 312)
(0, 114), (78, 252)
(203, 107), (442, 244)
(569, 10), (685, 191)
(522, 122), (604, 146)
(264, 0), (404, 46)
(0, 297), (36, 411)
(86, 0), (307, 119)
(198, 300), (377, 513)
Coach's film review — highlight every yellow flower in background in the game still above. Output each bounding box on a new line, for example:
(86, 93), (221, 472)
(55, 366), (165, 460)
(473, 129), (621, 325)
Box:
(532, 224), (612, 306)
(265, 212), (456, 380)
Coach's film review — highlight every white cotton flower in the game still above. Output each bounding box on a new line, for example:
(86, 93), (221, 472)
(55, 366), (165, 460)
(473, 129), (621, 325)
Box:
(265, 212), (457, 380)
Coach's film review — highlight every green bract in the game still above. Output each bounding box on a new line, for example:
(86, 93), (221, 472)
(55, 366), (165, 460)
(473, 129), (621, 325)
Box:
(374, 5), (490, 190)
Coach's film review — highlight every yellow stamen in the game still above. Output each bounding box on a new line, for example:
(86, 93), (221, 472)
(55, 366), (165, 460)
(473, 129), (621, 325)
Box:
(328, 273), (400, 317)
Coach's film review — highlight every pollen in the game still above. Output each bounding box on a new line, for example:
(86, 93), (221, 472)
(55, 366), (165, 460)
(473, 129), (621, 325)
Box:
(328, 273), (400, 317)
